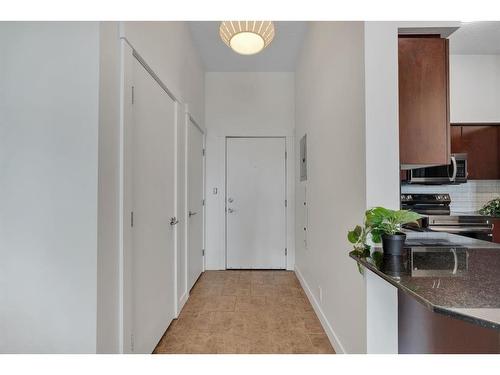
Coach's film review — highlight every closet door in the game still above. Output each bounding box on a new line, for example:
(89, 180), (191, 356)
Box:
(129, 56), (176, 353)
(187, 119), (204, 289)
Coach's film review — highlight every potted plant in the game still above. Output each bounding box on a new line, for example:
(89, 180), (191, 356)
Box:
(479, 198), (500, 217)
(365, 207), (421, 255)
(347, 223), (372, 274)
(348, 207), (421, 257)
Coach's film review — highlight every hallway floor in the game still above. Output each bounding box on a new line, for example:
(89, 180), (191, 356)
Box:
(153, 270), (335, 354)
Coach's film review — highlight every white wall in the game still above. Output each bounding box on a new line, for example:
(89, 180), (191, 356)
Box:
(0, 21), (204, 354)
(450, 54), (500, 123)
(362, 22), (460, 354)
(121, 22), (205, 123)
(119, 21), (205, 330)
(363, 22), (400, 353)
(97, 21), (121, 354)
(294, 22), (367, 354)
(204, 72), (295, 270)
(0, 22), (100, 353)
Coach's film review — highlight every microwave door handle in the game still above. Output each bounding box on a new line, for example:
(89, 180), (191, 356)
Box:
(450, 248), (458, 275)
(449, 156), (457, 182)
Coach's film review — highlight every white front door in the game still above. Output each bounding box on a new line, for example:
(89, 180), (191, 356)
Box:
(187, 119), (204, 290)
(130, 56), (176, 353)
(226, 137), (287, 269)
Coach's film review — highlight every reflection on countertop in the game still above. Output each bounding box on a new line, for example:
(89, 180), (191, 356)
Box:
(404, 230), (500, 248)
(350, 233), (500, 330)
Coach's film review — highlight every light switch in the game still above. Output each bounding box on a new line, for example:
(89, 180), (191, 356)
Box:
(213, 188), (218, 195)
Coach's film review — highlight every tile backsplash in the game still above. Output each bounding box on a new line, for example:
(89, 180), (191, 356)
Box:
(401, 180), (500, 213)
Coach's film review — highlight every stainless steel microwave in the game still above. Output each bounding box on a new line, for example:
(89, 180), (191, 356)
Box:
(405, 153), (467, 185)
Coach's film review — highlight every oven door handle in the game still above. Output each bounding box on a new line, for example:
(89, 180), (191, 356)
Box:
(430, 226), (493, 234)
(449, 156), (457, 182)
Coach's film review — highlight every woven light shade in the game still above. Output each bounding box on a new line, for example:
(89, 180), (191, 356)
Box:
(219, 21), (275, 55)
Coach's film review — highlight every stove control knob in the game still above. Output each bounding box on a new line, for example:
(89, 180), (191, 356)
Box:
(406, 195), (412, 201)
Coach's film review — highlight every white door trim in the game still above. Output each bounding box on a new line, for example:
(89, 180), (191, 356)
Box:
(119, 39), (133, 355)
(119, 40), (180, 353)
(224, 136), (288, 269)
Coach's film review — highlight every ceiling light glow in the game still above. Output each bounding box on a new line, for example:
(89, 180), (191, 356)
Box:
(219, 21), (275, 55)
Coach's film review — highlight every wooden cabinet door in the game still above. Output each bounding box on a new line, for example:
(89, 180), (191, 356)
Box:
(451, 125), (500, 179)
(450, 126), (462, 150)
(399, 37), (450, 167)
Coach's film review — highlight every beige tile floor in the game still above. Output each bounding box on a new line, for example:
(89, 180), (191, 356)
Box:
(153, 270), (335, 354)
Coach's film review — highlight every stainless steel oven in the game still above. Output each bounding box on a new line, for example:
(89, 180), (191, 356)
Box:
(401, 193), (494, 242)
(405, 153), (467, 185)
(427, 215), (493, 242)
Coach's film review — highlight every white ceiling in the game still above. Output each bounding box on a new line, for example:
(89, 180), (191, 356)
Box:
(189, 21), (308, 72)
(450, 22), (500, 55)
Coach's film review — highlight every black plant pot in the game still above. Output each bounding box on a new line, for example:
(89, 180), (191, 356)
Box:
(381, 232), (407, 256)
(381, 254), (409, 277)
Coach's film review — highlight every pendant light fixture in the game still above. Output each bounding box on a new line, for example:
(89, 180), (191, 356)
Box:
(219, 21), (275, 55)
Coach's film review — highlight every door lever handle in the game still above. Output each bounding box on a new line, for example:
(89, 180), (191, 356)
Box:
(170, 217), (179, 226)
(188, 211), (197, 217)
(227, 208), (235, 213)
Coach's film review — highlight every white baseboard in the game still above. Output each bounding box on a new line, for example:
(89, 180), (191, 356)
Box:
(295, 265), (346, 354)
(177, 291), (189, 317)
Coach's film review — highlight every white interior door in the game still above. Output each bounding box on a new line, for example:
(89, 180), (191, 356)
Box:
(130, 57), (176, 353)
(187, 119), (204, 290)
(226, 137), (286, 269)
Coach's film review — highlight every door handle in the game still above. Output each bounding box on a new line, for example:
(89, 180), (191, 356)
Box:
(189, 211), (197, 217)
(227, 208), (235, 214)
(228, 198), (234, 203)
(170, 217), (179, 226)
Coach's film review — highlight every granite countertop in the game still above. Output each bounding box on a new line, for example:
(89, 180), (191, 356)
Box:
(350, 232), (500, 330)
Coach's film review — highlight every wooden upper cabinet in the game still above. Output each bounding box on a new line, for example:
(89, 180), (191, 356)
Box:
(399, 37), (450, 167)
(451, 125), (500, 179)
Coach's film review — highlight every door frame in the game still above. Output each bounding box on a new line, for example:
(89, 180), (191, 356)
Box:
(119, 39), (181, 353)
(224, 136), (288, 270)
(185, 110), (206, 290)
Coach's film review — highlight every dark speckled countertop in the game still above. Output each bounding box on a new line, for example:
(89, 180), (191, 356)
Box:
(350, 231), (500, 330)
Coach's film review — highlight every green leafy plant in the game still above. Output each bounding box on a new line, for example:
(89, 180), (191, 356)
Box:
(347, 224), (371, 274)
(348, 207), (421, 274)
(348, 208), (421, 251)
(365, 207), (421, 239)
(479, 198), (500, 217)
(347, 224), (371, 254)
